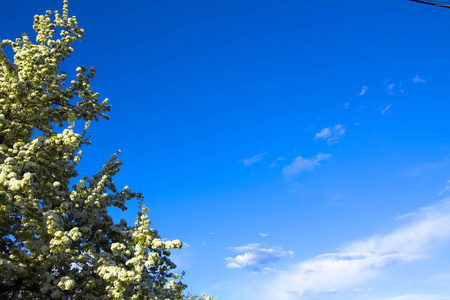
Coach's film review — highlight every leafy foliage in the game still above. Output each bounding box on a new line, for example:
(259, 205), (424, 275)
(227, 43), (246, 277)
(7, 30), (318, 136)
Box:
(0, 1), (211, 299)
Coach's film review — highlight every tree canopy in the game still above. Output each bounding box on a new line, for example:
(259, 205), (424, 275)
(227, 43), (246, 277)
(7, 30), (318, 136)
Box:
(0, 1), (212, 299)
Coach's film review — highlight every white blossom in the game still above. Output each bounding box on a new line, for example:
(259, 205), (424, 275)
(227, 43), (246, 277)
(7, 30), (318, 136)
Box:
(0, 2), (215, 299)
(58, 276), (76, 291)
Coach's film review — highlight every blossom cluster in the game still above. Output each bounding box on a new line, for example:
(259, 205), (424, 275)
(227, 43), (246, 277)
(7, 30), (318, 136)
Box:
(0, 1), (216, 299)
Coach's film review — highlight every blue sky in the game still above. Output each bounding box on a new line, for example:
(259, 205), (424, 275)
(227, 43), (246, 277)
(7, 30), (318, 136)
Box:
(3, 0), (450, 299)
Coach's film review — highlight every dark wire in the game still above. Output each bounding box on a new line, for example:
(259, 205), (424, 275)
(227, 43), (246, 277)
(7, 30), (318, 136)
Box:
(408, 0), (450, 8)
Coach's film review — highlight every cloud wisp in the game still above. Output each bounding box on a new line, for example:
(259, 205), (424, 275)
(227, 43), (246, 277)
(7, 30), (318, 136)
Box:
(269, 157), (286, 168)
(413, 75), (426, 84)
(282, 153), (331, 177)
(242, 153), (267, 167)
(388, 83), (395, 94)
(401, 159), (450, 177)
(315, 124), (346, 144)
(265, 199), (450, 299)
(375, 295), (450, 300)
(225, 243), (293, 270)
(380, 104), (392, 115)
(359, 86), (368, 95)
(438, 180), (450, 196)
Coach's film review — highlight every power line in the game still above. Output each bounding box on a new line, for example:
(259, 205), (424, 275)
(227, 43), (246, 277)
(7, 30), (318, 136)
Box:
(408, 0), (450, 8)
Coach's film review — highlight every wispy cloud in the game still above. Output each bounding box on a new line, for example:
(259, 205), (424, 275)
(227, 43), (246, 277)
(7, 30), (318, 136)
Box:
(259, 233), (270, 238)
(315, 124), (346, 144)
(438, 180), (450, 196)
(426, 272), (450, 286)
(242, 153), (267, 167)
(359, 86), (368, 95)
(225, 243), (293, 270)
(268, 157), (285, 168)
(282, 153), (331, 177)
(388, 83), (395, 94)
(375, 295), (450, 300)
(413, 75), (426, 83)
(265, 199), (450, 299)
(379, 104), (392, 115)
(386, 82), (404, 94)
(402, 159), (450, 177)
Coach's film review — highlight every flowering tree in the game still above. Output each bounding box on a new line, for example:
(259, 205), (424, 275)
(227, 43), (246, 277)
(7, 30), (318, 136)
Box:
(0, 2), (212, 299)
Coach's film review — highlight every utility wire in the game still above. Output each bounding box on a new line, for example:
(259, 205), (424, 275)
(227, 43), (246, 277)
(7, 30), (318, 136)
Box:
(408, 0), (450, 8)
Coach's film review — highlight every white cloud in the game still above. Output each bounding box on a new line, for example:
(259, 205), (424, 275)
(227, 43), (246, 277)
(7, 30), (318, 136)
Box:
(380, 104), (392, 115)
(375, 295), (450, 300)
(259, 233), (270, 237)
(438, 180), (450, 196)
(413, 75), (426, 83)
(282, 153), (331, 177)
(265, 199), (450, 299)
(268, 157), (285, 168)
(359, 86), (368, 95)
(426, 272), (450, 286)
(402, 159), (450, 177)
(388, 83), (395, 92)
(384, 82), (405, 94)
(242, 153), (267, 167)
(225, 243), (294, 270)
(315, 124), (346, 144)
